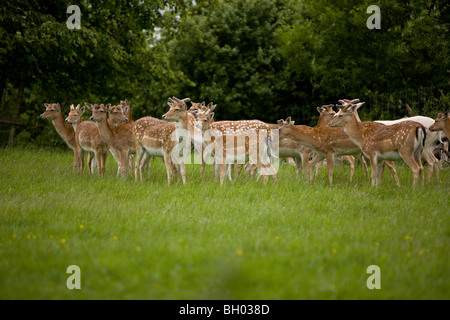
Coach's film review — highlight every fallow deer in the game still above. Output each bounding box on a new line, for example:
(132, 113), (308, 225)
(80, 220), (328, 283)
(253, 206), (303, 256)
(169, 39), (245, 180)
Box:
(329, 102), (426, 186)
(311, 104), (370, 182)
(430, 112), (450, 138)
(202, 118), (278, 185)
(132, 97), (191, 185)
(65, 104), (109, 176)
(40, 103), (80, 172)
(340, 99), (439, 183)
(88, 103), (133, 178)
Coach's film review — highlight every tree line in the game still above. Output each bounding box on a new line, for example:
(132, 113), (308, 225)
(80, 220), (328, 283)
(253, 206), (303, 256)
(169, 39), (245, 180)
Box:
(0, 0), (448, 148)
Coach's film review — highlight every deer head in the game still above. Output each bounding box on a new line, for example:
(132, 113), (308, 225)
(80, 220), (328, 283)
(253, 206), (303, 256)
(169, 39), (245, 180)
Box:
(162, 97), (190, 121)
(88, 104), (111, 122)
(194, 103), (216, 131)
(328, 102), (365, 127)
(429, 112), (450, 132)
(108, 105), (129, 126)
(40, 103), (62, 119)
(64, 104), (85, 123)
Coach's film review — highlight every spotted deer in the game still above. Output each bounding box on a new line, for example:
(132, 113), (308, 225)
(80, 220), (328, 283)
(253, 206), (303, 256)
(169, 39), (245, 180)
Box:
(191, 102), (217, 176)
(132, 97), (191, 185)
(277, 110), (402, 186)
(329, 102), (426, 186)
(340, 99), (439, 183)
(202, 119), (278, 185)
(65, 104), (109, 176)
(311, 104), (370, 182)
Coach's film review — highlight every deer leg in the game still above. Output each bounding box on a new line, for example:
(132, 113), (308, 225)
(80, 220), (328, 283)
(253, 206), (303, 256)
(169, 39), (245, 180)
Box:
(164, 151), (173, 185)
(135, 144), (144, 181)
(325, 153), (335, 186)
(369, 156), (378, 187)
(219, 163), (226, 185)
(235, 163), (243, 179)
(359, 155), (369, 177)
(72, 147), (80, 173)
(381, 161), (399, 187)
(344, 155), (355, 182)
(314, 160), (324, 179)
(308, 153), (325, 182)
(401, 154), (421, 187)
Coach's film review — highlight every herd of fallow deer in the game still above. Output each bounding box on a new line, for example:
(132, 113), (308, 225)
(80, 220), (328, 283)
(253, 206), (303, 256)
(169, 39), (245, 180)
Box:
(40, 97), (449, 187)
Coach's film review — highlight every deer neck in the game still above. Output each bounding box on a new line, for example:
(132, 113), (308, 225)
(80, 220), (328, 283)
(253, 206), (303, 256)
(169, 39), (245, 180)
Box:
(176, 112), (190, 132)
(316, 115), (330, 127)
(444, 120), (450, 139)
(96, 118), (114, 144)
(343, 114), (364, 146)
(52, 112), (74, 140)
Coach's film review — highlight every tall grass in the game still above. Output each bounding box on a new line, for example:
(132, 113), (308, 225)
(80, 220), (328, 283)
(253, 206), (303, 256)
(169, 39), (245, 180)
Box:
(0, 147), (448, 299)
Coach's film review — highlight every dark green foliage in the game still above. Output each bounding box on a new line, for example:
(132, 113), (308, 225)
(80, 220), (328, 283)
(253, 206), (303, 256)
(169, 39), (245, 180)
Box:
(1, 0), (448, 147)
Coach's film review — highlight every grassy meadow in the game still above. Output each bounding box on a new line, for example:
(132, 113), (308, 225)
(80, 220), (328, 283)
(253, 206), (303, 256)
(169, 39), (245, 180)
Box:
(0, 146), (449, 300)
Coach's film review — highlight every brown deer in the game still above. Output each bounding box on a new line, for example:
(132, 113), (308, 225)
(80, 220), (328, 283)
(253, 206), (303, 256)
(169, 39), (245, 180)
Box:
(65, 104), (109, 176)
(430, 112), (450, 138)
(191, 102), (217, 176)
(341, 99), (439, 183)
(88, 103), (133, 178)
(202, 118), (278, 185)
(132, 97), (191, 185)
(329, 102), (426, 186)
(40, 103), (80, 172)
(311, 104), (370, 182)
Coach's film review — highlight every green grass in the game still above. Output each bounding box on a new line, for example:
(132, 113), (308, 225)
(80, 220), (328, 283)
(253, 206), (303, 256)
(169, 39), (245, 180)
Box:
(0, 147), (449, 299)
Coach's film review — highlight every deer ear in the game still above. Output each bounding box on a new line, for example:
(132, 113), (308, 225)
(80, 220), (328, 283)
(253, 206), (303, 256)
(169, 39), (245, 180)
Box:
(85, 103), (93, 111)
(286, 116), (292, 123)
(70, 104), (75, 110)
(55, 103), (61, 110)
(208, 112), (215, 121)
(277, 119), (283, 124)
(355, 102), (365, 109)
(79, 106), (85, 114)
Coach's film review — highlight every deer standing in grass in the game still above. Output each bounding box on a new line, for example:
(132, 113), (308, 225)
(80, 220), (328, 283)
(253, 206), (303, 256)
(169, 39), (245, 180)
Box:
(311, 105), (370, 182)
(191, 102), (217, 176)
(132, 97), (191, 185)
(339, 99), (440, 183)
(88, 103), (133, 178)
(65, 104), (109, 176)
(203, 118), (278, 185)
(40, 103), (80, 172)
(375, 116), (440, 183)
(277, 111), (401, 186)
(329, 102), (426, 186)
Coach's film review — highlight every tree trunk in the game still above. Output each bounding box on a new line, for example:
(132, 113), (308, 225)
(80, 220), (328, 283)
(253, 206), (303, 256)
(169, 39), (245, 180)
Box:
(7, 82), (24, 147)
